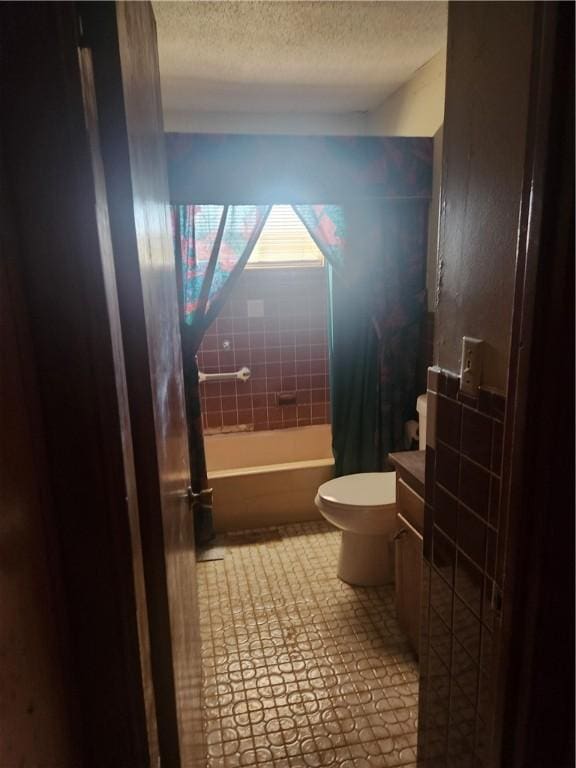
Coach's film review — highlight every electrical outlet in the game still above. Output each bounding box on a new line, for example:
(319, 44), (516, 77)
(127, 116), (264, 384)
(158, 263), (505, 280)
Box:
(459, 337), (484, 395)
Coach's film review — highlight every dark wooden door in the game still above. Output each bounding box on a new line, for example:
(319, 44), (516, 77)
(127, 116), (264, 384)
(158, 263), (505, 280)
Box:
(2, 1), (204, 765)
(1, 3), (159, 765)
(80, 3), (205, 766)
(0, 147), (80, 768)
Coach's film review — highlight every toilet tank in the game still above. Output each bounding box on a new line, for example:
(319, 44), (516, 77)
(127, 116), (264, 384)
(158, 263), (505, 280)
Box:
(417, 394), (427, 450)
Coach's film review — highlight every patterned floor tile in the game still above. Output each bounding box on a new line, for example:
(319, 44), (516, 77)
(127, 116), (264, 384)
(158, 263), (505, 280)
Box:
(198, 521), (419, 767)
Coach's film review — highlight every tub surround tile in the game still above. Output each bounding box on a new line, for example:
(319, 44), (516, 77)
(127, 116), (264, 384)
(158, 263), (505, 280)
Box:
(198, 521), (419, 768)
(420, 369), (506, 766)
(222, 411), (238, 427)
(198, 268), (331, 433)
(237, 409), (253, 426)
(206, 412), (222, 430)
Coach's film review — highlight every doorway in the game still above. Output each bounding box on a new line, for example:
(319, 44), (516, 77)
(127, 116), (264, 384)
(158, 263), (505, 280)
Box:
(155, 2), (445, 766)
(2, 2), (572, 767)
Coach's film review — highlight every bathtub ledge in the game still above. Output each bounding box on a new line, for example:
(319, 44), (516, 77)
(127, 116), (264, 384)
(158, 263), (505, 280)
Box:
(208, 457), (334, 480)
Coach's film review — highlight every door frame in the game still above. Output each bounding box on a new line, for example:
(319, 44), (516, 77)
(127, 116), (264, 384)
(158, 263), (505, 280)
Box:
(495, 2), (574, 765)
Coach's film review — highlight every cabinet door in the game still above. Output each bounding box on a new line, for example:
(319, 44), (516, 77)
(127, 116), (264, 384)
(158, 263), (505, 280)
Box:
(397, 478), (424, 532)
(395, 513), (423, 656)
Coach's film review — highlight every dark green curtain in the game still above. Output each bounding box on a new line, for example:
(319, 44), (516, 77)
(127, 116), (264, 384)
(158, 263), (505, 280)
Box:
(328, 264), (381, 474)
(295, 200), (428, 475)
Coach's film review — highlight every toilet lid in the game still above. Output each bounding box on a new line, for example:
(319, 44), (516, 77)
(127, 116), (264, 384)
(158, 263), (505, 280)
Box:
(317, 472), (396, 510)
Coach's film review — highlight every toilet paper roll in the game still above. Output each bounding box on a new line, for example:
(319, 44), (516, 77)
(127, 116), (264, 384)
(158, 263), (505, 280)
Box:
(404, 420), (419, 450)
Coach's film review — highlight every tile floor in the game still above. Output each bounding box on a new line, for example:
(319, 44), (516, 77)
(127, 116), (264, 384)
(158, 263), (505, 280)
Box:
(197, 521), (419, 768)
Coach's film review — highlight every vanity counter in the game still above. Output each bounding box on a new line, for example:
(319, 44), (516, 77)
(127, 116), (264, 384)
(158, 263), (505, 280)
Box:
(389, 450), (425, 499)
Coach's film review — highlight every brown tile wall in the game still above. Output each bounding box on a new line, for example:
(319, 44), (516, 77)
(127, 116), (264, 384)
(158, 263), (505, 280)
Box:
(418, 366), (505, 768)
(197, 267), (330, 433)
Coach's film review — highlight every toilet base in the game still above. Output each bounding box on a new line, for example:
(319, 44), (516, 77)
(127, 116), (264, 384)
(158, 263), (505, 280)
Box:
(337, 531), (394, 586)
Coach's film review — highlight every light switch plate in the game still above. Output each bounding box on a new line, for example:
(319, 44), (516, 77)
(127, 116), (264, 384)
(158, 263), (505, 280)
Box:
(247, 299), (264, 318)
(460, 337), (484, 395)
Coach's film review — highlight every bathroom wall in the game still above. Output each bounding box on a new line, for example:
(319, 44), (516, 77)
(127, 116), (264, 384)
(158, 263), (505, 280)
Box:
(419, 125), (443, 382)
(164, 48), (447, 140)
(418, 3), (536, 766)
(164, 109), (368, 136)
(367, 48), (447, 138)
(367, 48), (446, 372)
(197, 267), (330, 432)
(433, 6), (533, 390)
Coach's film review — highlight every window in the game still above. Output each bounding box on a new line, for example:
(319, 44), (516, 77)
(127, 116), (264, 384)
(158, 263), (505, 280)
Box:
(246, 205), (324, 268)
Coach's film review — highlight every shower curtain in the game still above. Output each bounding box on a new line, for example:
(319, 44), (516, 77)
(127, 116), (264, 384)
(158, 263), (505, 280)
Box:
(294, 200), (429, 475)
(173, 204), (270, 543)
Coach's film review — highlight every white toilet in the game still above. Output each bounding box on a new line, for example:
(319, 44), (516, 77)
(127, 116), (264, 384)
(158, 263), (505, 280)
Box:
(315, 472), (397, 586)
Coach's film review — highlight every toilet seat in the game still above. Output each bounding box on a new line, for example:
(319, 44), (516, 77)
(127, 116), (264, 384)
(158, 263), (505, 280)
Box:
(317, 472), (396, 512)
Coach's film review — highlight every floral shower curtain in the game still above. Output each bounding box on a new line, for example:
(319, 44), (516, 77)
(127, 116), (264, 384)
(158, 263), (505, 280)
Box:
(294, 200), (428, 475)
(172, 203), (270, 543)
(174, 204), (271, 346)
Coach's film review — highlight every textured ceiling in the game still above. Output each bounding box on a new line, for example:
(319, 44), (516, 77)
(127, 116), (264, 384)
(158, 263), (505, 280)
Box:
(153, 1), (447, 115)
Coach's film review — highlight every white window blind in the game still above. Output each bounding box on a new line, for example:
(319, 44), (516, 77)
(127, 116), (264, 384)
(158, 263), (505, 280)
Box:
(247, 205), (324, 268)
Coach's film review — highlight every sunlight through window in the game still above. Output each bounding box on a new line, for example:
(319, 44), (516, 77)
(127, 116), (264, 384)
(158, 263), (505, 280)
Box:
(247, 205), (324, 268)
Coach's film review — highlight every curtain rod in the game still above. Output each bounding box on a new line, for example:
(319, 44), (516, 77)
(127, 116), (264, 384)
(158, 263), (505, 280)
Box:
(169, 195), (432, 205)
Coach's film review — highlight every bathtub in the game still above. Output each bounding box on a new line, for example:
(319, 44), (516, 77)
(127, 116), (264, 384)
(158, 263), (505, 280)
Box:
(205, 424), (334, 532)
